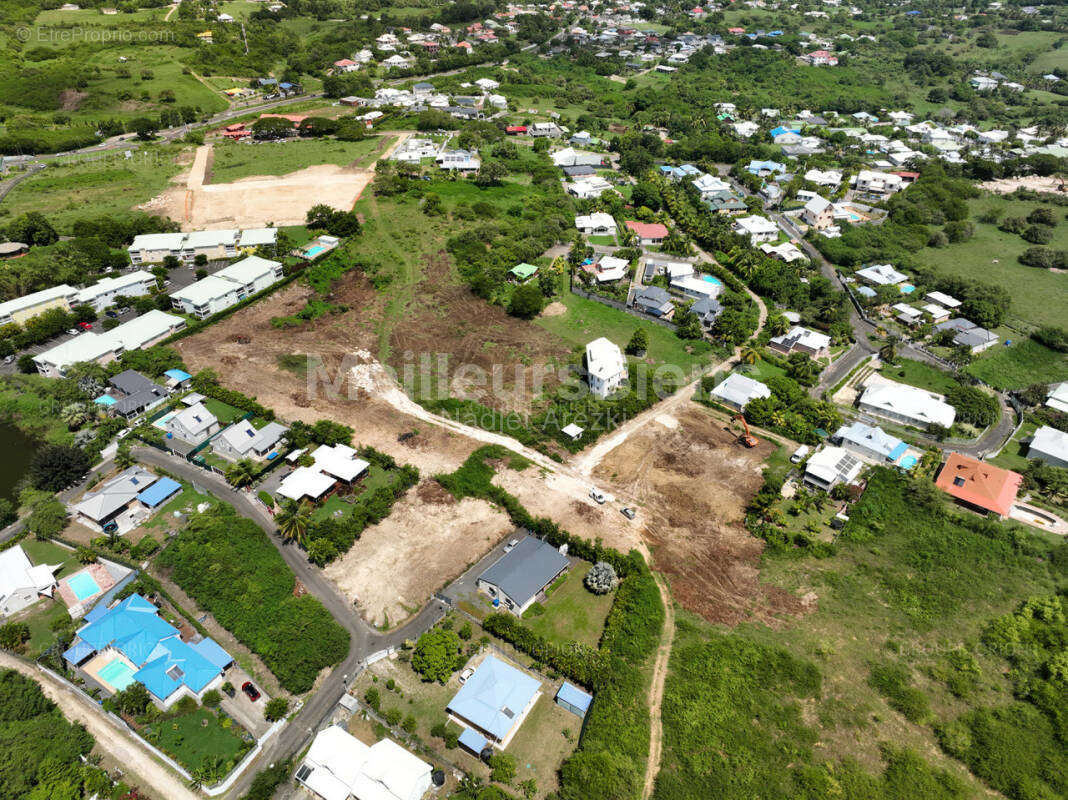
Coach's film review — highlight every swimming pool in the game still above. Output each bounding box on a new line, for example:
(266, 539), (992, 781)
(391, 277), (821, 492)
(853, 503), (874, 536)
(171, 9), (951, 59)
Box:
(304, 245), (326, 258)
(67, 571), (102, 602)
(899, 283), (916, 294)
(97, 658), (137, 691)
(152, 410), (177, 431)
(899, 455), (918, 470)
(702, 275), (724, 287)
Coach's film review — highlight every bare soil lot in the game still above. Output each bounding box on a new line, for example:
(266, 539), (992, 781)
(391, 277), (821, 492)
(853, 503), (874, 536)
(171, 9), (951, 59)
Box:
(594, 405), (805, 626)
(323, 492), (512, 627)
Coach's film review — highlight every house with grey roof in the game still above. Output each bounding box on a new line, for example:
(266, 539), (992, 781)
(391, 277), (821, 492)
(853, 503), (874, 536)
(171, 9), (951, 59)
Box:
(632, 286), (675, 319)
(104, 370), (169, 420)
(476, 537), (570, 616)
(164, 401), (219, 444)
(212, 419), (288, 462)
(711, 373), (771, 410)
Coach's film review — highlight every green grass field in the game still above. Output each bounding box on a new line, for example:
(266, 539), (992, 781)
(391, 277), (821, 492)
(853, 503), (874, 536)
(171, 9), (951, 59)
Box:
(209, 136), (389, 182)
(989, 418), (1041, 473)
(142, 707), (251, 774)
(536, 289), (711, 378)
(0, 146), (187, 233)
(919, 196), (1068, 329)
(881, 358), (961, 396)
(965, 338), (1068, 390)
(311, 464), (399, 522)
(201, 398), (246, 425)
(523, 565), (615, 649)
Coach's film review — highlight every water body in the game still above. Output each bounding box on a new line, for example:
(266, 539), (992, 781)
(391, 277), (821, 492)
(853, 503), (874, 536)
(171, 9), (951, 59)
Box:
(0, 420), (38, 501)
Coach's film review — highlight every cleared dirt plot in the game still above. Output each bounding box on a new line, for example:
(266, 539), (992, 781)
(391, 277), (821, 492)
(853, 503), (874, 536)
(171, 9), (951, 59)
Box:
(323, 491), (512, 627)
(594, 405), (805, 625)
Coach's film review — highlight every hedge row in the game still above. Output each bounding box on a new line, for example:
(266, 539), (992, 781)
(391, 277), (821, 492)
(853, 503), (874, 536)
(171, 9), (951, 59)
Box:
(482, 614), (607, 688)
(190, 373), (275, 421)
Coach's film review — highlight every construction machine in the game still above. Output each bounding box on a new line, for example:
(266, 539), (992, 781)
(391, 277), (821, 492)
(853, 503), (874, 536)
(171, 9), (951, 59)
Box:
(733, 414), (759, 448)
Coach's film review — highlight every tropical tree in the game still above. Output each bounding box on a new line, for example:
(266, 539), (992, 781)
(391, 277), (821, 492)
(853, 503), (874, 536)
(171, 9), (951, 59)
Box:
(224, 458), (256, 488)
(276, 499), (313, 547)
(739, 345), (762, 365)
(114, 444), (135, 470)
(60, 402), (92, 430)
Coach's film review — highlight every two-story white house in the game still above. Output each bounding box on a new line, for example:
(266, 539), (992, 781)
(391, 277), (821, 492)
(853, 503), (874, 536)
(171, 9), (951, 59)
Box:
(585, 337), (627, 398)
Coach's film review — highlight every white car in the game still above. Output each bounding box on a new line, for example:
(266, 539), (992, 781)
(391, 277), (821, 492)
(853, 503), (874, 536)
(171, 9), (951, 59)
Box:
(67, 328), (80, 336)
(589, 488), (606, 504)
(458, 667), (475, 685)
(504, 538), (519, 553)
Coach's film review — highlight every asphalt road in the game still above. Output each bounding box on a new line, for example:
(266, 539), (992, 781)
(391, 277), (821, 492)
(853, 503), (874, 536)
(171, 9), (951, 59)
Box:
(131, 447), (448, 798)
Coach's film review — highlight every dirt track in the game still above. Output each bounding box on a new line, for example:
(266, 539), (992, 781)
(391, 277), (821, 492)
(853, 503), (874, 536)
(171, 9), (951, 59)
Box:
(142, 135), (407, 230)
(594, 405), (805, 626)
(0, 652), (195, 800)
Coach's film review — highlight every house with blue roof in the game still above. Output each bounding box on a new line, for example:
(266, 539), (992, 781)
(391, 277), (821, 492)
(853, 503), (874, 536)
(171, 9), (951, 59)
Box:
(769, 126), (800, 139)
(447, 655), (542, 747)
(63, 594), (232, 708)
(833, 422), (908, 464)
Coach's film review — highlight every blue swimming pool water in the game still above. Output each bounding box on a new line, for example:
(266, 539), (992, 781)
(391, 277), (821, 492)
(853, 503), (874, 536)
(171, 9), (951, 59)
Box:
(899, 455), (918, 470)
(67, 571), (102, 601)
(899, 284), (916, 294)
(305, 245), (326, 258)
(702, 275), (724, 287)
(98, 659), (136, 691)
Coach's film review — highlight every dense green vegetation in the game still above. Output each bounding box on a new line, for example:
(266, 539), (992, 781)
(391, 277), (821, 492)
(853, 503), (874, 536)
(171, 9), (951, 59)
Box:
(156, 506), (349, 693)
(0, 668), (107, 800)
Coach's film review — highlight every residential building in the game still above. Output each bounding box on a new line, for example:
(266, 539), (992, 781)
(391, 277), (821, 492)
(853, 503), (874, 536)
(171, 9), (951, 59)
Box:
(855, 170), (903, 195)
(170, 276), (242, 319)
(585, 337), (627, 398)
(551, 147), (603, 168)
(1029, 426), (1068, 468)
(212, 420), (288, 462)
(436, 149), (481, 172)
(476, 536), (570, 616)
(0, 284), (77, 327)
(33, 310), (184, 377)
(63, 594), (232, 708)
(447, 655), (541, 746)
(575, 213), (617, 235)
(690, 296), (723, 329)
(277, 444), (370, 502)
(1047, 382), (1068, 413)
(126, 232), (186, 266)
(801, 195), (834, 229)
(567, 175), (612, 199)
(803, 446), (862, 490)
(101, 369), (169, 420)
(935, 453), (1022, 518)
(768, 326), (831, 358)
(509, 263), (538, 283)
(925, 290), (961, 309)
(632, 286), (674, 319)
(671, 273), (722, 301)
(855, 263), (907, 286)
(804, 168), (842, 187)
(760, 241), (805, 262)
(803, 49), (838, 66)
(215, 255), (284, 297)
(732, 215), (779, 243)
(295, 726), (433, 800)
(75, 271), (157, 312)
(858, 382), (956, 430)
(711, 373), (771, 410)
(181, 230), (239, 263)
(72, 466), (163, 532)
(625, 221), (668, 245)
(833, 421), (907, 463)
(128, 229), (277, 266)
(893, 303), (923, 326)
(0, 545), (59, 617)
(165, 401), (219, 444)
(590, 256), (628, 283)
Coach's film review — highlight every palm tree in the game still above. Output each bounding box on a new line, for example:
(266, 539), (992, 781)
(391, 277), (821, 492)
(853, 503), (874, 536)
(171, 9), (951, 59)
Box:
(114, 445), (135, 470)
(768, 315), (790, 337)
(739, 345), (762, 365)
(276, 499), (312, 547)
(60, 402), (90, 430)
(224, 458), (256, 488)
(879, 336), (899, 364)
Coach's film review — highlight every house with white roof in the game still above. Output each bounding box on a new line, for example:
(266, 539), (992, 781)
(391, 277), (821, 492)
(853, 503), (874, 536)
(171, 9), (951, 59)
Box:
(181, 230), (239, 263)
(567, 175), (613, 199)
(804, 168), (842, 187)
(1047, 382), (1068, 413)
(585, 337), (627, 398)
(732, 215), (779, 243)
(760, 241), (806, 262)
(854, 170), (903, 195)
(214, 255), (284, 297)
(296, 726), (433, 800)
(670, 273), (722, 301)
(75, 271), (157, 312)
(32, 310), (185, 377)
(575, 213), (617, 235)
(591, 256), (629, 283)
(893, 303), (923, 326)
(833, 421), (907, 464)
(164, 401), (219, 444)
(276, 444), (370, 502)
(801, 195), (834, 229)
(0, 545), (60, 617)
(924, 291), (961, 309)
(712, 373), (771, 410)
(127, 232), (186, 266)
(858, 382), (956, 430)
(1029, 426), (1068, 468)
(170, 276), (241, 320)
(552, 147), (603, 168)
(212, 420), (288, 462)
(0, 284), (78, 327)
(769, 326), (831, 358)
(855, 263), (907, 287)
(803, 446), (863, 491)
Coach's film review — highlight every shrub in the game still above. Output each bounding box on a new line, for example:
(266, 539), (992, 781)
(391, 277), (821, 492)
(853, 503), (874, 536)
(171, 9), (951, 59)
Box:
(411, 628), (463, 684)
(868, 662), (931, 723)
(264, 697), (289, 722)
(401, 714), (417, 733)
(201, 690), (222, 708)
(1021, 224), (1053, 245)
(489, 752), (517, 784)
(364, 687), (381, 711)
(584, 561), (618, 595)
(385, 707), (402, 726)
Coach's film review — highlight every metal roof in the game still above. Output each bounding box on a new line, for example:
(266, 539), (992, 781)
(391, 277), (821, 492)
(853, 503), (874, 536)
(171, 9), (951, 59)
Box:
(477, 537), (570, 609)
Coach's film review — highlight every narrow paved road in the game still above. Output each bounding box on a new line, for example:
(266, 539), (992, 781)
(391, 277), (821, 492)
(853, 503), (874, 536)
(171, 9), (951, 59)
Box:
(131, 447), (445, 798)
(0, 651), (201, 800)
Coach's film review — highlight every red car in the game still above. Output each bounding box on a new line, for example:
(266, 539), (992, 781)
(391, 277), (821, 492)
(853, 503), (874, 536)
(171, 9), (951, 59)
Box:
(77, 321), (92, 331)
(241, 681), (261, 702)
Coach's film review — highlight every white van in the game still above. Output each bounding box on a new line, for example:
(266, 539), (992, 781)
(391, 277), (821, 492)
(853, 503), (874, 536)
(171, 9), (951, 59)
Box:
(790, 445), (811, 464)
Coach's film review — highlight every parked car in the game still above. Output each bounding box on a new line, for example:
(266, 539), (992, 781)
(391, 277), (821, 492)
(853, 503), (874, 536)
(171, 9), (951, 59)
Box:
(621, 507), (636, 520)
(105, 310), (119, 319)
(589, 488), (606, 504)
(504, 538), (519, 553)
(2, 355), (11, 364)
(67, 328), (79, 336)
(459, 668), (475, 685)
(241, 681), (261, 702)
(790, 445), (811, 464)
(77, 321), (92, 331)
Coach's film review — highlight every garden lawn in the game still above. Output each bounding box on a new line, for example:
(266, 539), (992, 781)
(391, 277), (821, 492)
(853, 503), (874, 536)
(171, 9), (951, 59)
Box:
(311, 465), (398, 522)
(536, 289), (711, 377)
(209, 137), (386, 182)
(143, 485), (215, 529)
(523, 565), (615, 649)
(20, 538), (75, 574)
(965, 338), (1068, 390)
(142, 707), (250, 774)
(22, 600), (72, 656)
(200, 398), (246, 425)
(989, 418), (1041, 473)
(881, 358), (960, 396)
(918, 196), (1068, 329)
